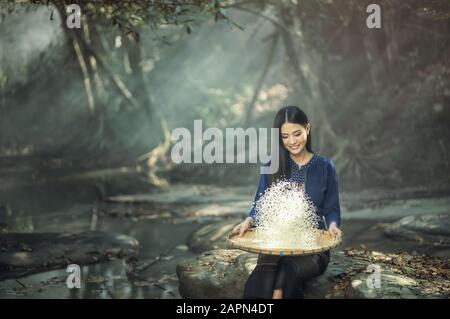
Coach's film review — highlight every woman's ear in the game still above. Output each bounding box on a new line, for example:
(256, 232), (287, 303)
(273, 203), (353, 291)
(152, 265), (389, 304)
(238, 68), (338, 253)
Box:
(306, 123), (311, 135)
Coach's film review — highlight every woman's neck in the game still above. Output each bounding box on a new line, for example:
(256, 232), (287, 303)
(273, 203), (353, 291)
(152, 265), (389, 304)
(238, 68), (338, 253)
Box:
(289, 149), (313, 166)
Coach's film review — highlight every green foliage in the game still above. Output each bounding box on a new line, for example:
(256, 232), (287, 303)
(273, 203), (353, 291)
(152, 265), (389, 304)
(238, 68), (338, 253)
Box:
(9, 0), (243, 35)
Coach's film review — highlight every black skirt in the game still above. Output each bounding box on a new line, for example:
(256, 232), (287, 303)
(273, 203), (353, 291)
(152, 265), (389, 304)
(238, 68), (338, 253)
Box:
(242, 251), (330, 299)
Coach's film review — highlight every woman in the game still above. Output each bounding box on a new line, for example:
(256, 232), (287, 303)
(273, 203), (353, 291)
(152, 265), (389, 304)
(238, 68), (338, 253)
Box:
(231, 105), (342, 299)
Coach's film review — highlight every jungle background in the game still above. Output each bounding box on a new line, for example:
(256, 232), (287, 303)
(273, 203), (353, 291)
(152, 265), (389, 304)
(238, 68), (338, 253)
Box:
(0, 0), (449, 299)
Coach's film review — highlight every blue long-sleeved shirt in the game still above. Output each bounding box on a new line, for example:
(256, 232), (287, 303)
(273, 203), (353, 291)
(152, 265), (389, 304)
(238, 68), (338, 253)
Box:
(248, 154), (341, 230)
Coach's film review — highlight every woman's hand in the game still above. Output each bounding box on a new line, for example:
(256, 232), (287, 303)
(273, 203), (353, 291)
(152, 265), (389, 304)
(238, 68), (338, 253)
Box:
(231, 217), (254, 237)
(328, 222), (343, 240)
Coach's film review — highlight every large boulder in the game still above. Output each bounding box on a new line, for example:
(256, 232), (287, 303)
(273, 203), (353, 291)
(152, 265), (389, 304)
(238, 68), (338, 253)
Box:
(0, 231), (139, 280)
(384, 213), (450, 247)
(176, 249), (253, 299)
(177, 249), (449, 299)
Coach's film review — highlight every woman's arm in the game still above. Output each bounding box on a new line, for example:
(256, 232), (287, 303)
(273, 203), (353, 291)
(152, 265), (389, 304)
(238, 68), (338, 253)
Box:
(231, 216), (255, 237)
(322, 161), (342, 237)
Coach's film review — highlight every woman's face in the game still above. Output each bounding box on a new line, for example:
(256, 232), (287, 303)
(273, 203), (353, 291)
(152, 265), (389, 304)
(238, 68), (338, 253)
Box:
(281, 122), (310, 156)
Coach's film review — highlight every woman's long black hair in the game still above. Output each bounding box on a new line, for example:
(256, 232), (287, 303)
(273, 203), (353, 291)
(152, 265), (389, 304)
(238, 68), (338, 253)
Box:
(269, 105), (313, 185)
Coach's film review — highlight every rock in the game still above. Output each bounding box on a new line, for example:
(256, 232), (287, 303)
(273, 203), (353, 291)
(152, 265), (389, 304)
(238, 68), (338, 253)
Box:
(0, 231), (139, 280)
(176, 249), (253, 299)
(176, 249), (449, 299)
(347, 271), (420, 298)
(384, 213), (450, 247)
(187, 218), (242, 252)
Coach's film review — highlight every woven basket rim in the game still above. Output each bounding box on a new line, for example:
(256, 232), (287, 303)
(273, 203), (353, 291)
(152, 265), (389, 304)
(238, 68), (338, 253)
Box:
(227, 228), (341, 256)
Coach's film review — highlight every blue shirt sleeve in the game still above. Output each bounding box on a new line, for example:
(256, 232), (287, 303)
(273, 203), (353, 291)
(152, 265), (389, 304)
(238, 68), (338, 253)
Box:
(322, 160), (341, 228)
(248, 173), (268, 220)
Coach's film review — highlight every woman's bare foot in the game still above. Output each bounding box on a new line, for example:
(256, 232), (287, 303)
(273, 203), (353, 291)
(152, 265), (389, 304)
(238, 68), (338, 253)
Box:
(272, 288), (283, 299)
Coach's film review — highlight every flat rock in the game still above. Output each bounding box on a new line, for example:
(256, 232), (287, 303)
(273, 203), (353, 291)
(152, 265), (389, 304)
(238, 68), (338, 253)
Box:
(344, 197), (450, 220)
(105, 184), (253, 205)
(0, 231), (139, 280)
